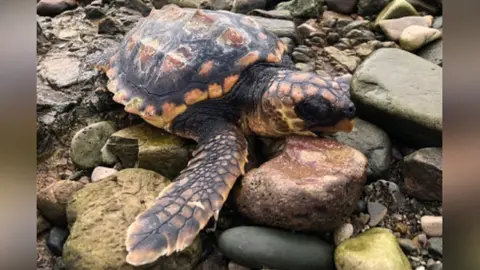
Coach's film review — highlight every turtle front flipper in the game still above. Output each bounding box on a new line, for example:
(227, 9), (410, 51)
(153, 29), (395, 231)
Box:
(125, 122), (248, 266)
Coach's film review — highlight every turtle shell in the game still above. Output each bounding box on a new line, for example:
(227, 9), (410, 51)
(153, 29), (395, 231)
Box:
(103, 4), (288, 128)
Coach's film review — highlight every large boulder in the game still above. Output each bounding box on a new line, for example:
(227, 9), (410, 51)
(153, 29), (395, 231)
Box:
(63, 168), (202, 269)
(235, 136), (368, 232)
(351, 48), (442, 147)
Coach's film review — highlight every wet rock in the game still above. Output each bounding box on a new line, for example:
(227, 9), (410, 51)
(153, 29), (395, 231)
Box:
(37, 234), (55, 269)
(407, 0), (441, 15)
(47, 227), (69, 256)
(397, 238), (419, 253)
(403, 147), (442, 201)
(98, 16), (125, 35)
(37, 180), (84, 226)
(249, 16), (297, 41)
(330, 118), (391, 179)
(37, 211), (52, 235)
(428, 237), (442, 256)
(432, 16), (442, 29)
(420, 215), (442, 237)
(367, 201), (388, 226)
(70, 121), (117, 169)
(324, 46), (361, 72)
(417, 39), (442, 66)
(211, 0), (234, 10)
(399, 25), (442, 52)
(232, 0), (266, 14)
(335, 228), (411, 270)
(38, 53), (84, 89)
(296, 62), (315, 72)
(375, 0), (419, 25)
(280, 37), (295, 54)
(236, 136), (367, 232)
(345, 29), (376, 43)
(63, 168), (202, 269)
(247, 9), (293, 20)
(378, 15), (433, 41)
(326, 0), (358, 14)
(84, 5), (106, 19)
(275, 0), (324, 18)
(357, 0), (390, 16)
(37, 0), (78, 17)
(351, 48), (442, 147)
(105, 123), (192, 179)
(341, 20), (371, 35)
(90, 166), (118, 182)
(218, 226), (335, 270)
(354, 40), (381, 59)
(334, 223), (354, 245)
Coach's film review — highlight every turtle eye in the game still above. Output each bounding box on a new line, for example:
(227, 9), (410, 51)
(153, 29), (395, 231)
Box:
(294, 96), (336, 127)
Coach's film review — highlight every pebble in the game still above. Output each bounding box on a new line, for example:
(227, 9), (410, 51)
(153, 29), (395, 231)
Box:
(334, 223), (354, 245)
(70, 121), (117, 169)
(47, 227), (69, 256)
(367, 201), (388, 226)
(397, 238), (419, 253)
(98, 16), (125, 35)
(420, 215), (442, 237)
(85, 6), (106, 19)
(91, 166), (118, 182)
(399, 25), (442, 52)
(218, 226), (334, 270)
(292, 51), (311, 62)
(428, 237), (442, 256)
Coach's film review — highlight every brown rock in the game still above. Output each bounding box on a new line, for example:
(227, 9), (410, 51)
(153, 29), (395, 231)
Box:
(37, 0), (78, 17)
(378, 15), (433, 41)
(399, 25), (442, 51)
(37, 180), (84, 226)
(235, 136), (368, 232)
(403, 147), (442, 201)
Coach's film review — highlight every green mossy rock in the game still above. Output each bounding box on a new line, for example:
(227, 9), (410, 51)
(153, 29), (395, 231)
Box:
(335, 228), (411, 270)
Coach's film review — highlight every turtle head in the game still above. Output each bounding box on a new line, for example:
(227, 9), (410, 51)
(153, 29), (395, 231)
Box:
(248, 70), (356, 137)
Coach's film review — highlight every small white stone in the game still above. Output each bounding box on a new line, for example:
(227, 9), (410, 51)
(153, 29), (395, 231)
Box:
(334, 223), (354, 245)
(420, 215), (442, 237)
(91, 166), (118, 182)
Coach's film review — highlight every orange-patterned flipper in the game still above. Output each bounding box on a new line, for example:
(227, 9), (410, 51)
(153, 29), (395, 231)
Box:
(124, 123), (248, 266)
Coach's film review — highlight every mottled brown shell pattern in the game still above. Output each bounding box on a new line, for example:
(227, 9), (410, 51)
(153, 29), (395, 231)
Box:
(104, 5), (288, 128)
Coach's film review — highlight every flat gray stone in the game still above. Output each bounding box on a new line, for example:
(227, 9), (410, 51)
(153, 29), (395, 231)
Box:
(417, 39), (442, 66)
(351, 48), (442, 147)
(331, 118), (392, 180)
(218, 226), (334, 270)
(250, 15), (298, 42)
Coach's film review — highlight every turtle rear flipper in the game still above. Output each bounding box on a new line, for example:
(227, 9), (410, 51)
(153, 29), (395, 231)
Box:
(125, 121), (248, 266)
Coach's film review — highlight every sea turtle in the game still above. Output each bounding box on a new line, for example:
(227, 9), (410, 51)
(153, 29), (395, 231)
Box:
(94, 4), (356, 266)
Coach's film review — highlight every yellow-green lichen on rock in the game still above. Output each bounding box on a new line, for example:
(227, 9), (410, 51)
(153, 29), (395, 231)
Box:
(63, 168), (202, 270)
(335, 227), (411, 270)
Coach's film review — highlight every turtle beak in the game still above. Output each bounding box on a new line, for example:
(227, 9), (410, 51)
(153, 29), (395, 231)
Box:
(310, 118), (355, 135)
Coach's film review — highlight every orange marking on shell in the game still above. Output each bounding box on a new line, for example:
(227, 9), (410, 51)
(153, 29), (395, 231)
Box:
(218, 27), (246, 48)
(113, 90), (128, 103)
(199, 61), (214, 76)
(161, 46), (192, 73)
(106, 79), (118, 93)
(108, 53), (118, 66)
(161, 102), (187, 122)
(185, 9), (216, 31)
(278, 82), (291, 97)
(106, 68), (116, 79)
(258, 32), (268, 40)
(237, 51), (260, 67)
(208, 83), (223, 98)
(305, 84), (319, 96)
(223, 74), (239, 93)
(321, 89), (337, 103)
(277, 40), (287, 54)
(184, 88), (208, 105)
(291, 85), (304, 103)
(138, 39), (160, 64)
(267, 53), (280, 63)
(144, 105), (157, 117)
